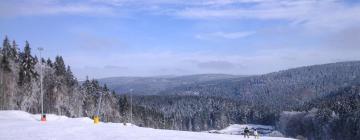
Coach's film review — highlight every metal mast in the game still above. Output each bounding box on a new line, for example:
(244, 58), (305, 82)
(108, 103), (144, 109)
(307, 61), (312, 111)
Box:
(130, 89), (133, 125)
(0, 54), (3, 110)
(93, 91), (102, 124)
(38, 47), (44, 120)
(96, 91), (103, 117)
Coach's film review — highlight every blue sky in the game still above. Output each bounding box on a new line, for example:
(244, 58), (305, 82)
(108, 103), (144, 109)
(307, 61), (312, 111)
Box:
(1, 0), (360, 79)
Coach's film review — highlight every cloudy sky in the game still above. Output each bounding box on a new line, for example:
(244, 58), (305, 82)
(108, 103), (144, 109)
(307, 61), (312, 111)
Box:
(1, 0), (360, 79)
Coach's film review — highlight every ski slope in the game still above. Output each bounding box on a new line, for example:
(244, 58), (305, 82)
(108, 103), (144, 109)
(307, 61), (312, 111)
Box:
(0, 110), (295, 140)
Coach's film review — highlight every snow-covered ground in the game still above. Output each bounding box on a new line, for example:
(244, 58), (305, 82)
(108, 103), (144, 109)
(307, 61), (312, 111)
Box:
(0, 110), (296, 140)
(209, 124), (284, 137)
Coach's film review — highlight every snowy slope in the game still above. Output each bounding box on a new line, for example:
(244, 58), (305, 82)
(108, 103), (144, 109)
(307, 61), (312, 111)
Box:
(0, 110), (296, 140)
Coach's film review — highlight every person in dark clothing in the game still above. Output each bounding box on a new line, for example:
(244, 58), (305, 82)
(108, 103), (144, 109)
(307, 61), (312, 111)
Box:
(243, 127), (250, 138)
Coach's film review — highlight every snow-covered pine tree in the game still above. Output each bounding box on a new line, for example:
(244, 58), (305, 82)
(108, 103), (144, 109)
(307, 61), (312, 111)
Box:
(65, 65), (76, 86)
(46, 58), (53, 67)
(1, 37), (12, 72)
(11, 40), (19, 61)
(18, 41), (37, 85)
(54, 56), (66, 76)
(103, 84), (109, 93)
(2, 36), (11, 57)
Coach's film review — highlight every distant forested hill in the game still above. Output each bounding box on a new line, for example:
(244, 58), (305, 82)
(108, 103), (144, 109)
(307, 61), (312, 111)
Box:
(97, 74), (241, 95)
(160, 61), (360, 110)
(128, 61), (360, 139)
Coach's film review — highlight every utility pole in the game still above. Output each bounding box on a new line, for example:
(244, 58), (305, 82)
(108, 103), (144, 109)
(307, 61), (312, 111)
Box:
(94, 91), (102, 124)
(0, 54), (3, 110)
(130, 89), (133, 125)
(38, 47), (45, 122)
(163, 114), (166, 129)
(96, 92), (103, 117)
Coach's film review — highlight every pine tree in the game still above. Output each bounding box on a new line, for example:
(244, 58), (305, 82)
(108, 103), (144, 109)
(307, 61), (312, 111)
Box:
(91, 79), (101, 95)
(18, 41), (37, 85)
(103, 84), (109, 92)
(11, 40), (19, 60)
(34, 55), (39, 64)
(65, 65), (76, 86)
(1, 37), (11, 72)
(41, 58), (46, 64)
(2, 36), (11, 57)
(0, 56), (11, 72)
(46, 58), (53, 67)
(82, 76), (91, 91)
(119, 95), (130, 119)
(54, 56), (66, 76)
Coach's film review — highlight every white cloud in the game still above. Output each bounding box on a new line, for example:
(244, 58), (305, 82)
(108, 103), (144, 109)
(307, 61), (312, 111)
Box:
(91, 0), (261, 6)
(2, 0), (360, 31)
(195, 31), (255, 39)
(86, 0), (360, 31)
(0, 0), (115, 17)
(176, 0), (360, 30)
(176, 0), (315, 20)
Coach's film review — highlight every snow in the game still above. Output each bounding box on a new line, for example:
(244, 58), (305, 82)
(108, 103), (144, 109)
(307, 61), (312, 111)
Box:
(0, 110), (296, 140)
(215, 124), (273, 134)
(209, 124), (284, 137)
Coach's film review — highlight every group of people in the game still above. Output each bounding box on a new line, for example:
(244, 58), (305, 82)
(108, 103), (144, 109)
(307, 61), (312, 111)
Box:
(243, 127), (259, 139)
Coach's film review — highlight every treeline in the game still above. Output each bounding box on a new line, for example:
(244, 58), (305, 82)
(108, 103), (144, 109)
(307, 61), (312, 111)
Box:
(132, 95), (278, 131)
(0, 37), (165, 128)
(163, 61), (360, 111)
(278, 85), (360, 140)
(146, 61), (360, 138)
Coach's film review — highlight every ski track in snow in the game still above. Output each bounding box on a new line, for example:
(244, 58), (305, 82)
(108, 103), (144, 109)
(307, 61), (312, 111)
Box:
(0, 110), (296, 140)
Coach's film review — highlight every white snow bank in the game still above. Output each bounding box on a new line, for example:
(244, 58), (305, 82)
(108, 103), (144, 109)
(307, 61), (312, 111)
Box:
(0, 110), (295, 140)
(0, 110), (93, 123)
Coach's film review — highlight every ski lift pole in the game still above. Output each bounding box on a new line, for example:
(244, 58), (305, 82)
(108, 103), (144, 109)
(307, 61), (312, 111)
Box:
(94, 92), (102, 124)
(38, 47), (46, 122)
(130, 89), (133, 125)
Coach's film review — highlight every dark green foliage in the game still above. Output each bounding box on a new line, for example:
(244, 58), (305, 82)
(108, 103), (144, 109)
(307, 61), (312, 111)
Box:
(118, 95), (130, 119)
(2, 36), (11, 57)
(41, 58), (45, 64)
(0, 37), (14, 72)
(11, 40), (19, 61)
(279, 85), (360, 140)
(97, 74), (237, 96)
(34, 56), (38, 64)
(65, 66), (77, 86)
(103, 84), (109, 92)
(18, 41), (37, 85)
(3, 38), (18, 60)
(46, 58), (53, 67)
(0, 55), (11, 72)
(54, 56), (66, 76)
(131, 95), (276, 131)
(163, 61), (360, 111)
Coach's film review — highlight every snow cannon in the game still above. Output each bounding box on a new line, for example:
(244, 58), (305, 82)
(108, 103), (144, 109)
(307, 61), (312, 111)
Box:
(41, 114), (46, 122)
(94, 116), (100, 124)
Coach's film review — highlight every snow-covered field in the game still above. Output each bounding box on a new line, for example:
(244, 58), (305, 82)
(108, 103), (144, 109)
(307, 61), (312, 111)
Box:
(0, 110), (296, 140)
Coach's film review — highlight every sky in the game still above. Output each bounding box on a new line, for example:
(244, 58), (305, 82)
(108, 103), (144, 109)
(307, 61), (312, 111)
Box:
(1, 0), (360, 79)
